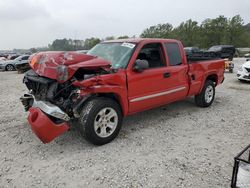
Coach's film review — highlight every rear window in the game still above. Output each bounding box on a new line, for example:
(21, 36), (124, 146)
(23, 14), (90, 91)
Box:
(165, 43), (182, 66)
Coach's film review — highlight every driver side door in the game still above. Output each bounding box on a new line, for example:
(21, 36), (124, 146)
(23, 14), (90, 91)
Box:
(126, 42), (172, 113)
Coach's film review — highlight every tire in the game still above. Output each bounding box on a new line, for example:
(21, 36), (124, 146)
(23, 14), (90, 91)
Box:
(195, 80), (215, 107)
(229, 68), (233, 73)
(78, 97), (123, 145)
(5, 64), (15, 71)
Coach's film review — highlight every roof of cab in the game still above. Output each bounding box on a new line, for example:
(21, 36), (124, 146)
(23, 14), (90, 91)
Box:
(102, 38), (180, 44)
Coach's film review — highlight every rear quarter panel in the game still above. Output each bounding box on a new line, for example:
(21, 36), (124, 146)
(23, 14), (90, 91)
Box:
(188, 59), (225, 96)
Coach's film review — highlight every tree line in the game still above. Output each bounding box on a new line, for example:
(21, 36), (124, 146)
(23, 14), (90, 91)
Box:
(140, 15), (250, 48)
(35, 15), (250, 52)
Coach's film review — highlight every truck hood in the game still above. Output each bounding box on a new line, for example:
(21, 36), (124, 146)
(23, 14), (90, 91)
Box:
(29, 51), (111, 83)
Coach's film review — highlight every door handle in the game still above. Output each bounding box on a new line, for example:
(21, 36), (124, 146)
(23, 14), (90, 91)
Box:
(163, 72), (171, 78)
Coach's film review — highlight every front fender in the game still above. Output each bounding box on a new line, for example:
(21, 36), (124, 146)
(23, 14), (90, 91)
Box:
(72, 70), (129, 116)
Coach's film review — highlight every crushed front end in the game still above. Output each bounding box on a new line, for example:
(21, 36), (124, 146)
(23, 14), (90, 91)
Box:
(20, 70), (78, 143)
(20, 51), (112, 143)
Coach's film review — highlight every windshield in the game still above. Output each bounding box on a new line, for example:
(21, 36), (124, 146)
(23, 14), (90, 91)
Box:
(87, 42), (136, 68)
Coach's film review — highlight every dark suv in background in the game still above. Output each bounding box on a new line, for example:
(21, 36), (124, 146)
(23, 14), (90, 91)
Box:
(207, 45), (235, 60)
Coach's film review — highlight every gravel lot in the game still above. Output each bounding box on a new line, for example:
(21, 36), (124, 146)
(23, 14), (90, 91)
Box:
(0, 58), (250, 188)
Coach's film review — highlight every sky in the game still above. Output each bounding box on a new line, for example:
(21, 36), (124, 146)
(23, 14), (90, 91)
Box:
(0, 0), (249, 50)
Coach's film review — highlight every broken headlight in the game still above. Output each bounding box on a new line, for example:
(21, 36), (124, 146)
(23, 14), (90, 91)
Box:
(57, 65), (68, 82)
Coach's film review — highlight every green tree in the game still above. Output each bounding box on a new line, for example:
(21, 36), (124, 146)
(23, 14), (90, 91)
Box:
(227, 15), (247, 47)
(173, 19), (201, 47)
(117, 35), (129, 39)
(200, 16), (228, 47)
(50, 38), (74, 51)
(140, 23), (173, 38)
(30, 48), (38, 53)
(83, 37), (101, 50)
(105, 36), (115, 41)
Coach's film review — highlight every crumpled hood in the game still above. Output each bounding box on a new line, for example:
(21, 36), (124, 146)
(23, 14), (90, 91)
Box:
(29, 51), (111, 82)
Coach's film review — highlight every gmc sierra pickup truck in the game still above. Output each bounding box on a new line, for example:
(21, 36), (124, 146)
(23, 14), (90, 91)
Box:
(20, 39), (225, 145)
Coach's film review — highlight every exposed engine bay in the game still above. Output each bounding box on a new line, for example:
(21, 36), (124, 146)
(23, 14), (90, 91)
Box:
(22, 68), (110, 120)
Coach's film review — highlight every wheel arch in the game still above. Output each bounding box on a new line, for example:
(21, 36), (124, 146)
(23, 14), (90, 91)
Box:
(76, 92), (127, 117)
(198, 73), (218, 94)
(206, 74), (218, 86)
(95, 93), (126, 116)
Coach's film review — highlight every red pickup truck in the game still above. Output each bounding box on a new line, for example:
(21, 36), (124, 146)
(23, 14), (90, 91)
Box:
(20, 39), (225, 145)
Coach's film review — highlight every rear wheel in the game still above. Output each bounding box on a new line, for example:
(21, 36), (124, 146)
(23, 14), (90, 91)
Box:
(195, 80), (215, 107)
(5, 64), (15, 71)
(78, 97), (123, 145)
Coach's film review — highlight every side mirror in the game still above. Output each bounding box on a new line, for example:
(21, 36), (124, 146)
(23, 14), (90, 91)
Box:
(133, 59), (149, 72)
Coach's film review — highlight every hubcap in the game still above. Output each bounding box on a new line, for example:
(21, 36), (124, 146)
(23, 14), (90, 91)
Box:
(205, 85), (214, 103)
(94, 107), (118, 138)
(6, 65), (14, 71)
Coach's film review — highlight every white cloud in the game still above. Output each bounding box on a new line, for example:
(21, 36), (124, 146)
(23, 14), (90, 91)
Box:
(0, 0), (249, 49)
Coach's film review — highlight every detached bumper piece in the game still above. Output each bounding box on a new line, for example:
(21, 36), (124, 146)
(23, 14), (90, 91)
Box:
(231, 144), (250, 188)
(28, 107), (69, 143)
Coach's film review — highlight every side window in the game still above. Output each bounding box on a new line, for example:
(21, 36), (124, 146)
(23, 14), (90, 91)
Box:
(22, 56), (29, 60)
(136, 43), (165, 68)
(165, 43), (182, 66)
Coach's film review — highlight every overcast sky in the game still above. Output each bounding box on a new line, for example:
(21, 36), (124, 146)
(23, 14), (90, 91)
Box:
(0, 0), (249, 50)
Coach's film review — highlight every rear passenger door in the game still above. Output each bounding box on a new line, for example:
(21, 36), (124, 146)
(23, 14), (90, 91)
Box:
(163, 42), (189, 100)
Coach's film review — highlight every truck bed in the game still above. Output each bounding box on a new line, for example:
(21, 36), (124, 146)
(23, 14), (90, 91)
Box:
(187, 59), (225, 96)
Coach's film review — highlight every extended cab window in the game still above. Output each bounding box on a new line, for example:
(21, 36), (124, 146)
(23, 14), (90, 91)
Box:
(136, 43), (165, 68)
(165, 43), (182, 66)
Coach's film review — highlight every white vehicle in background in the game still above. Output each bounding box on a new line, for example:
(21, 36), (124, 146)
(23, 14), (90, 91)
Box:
(244, 53), (250, 58)
(237, 59), (250, 82)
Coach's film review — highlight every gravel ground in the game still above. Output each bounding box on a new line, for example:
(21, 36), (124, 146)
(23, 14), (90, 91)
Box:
(0, 58), (250, 188)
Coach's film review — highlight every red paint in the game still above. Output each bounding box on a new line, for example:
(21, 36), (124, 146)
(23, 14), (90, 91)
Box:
(29, 51), (111, 83)
(26, 39), (225, 142)
(27, 107), (69, 143)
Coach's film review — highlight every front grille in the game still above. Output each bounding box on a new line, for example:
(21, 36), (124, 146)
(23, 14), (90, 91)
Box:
(245, 67), (250, 72)
(23, 70), (54, 100)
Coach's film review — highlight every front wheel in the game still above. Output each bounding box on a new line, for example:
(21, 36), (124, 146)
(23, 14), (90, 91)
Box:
(78, 97), (123, 145)
(195, 80), (215, 107)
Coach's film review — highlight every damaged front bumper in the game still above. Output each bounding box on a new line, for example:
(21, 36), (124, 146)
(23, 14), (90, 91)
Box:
(20, 94), (70, 143)
(237, 70), (250, 81)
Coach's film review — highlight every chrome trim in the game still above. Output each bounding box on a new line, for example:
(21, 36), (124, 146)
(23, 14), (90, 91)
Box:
(21, 93), (70, 121)
(130, 86), (186, 102)
(33, 100), (70, 121)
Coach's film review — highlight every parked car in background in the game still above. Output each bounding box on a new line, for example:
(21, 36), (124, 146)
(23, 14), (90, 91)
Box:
(15, 55), (31, 73)
(0, 55), (30, 71)
(207, 45), (235, 60)
(8, 54), (20, 60)
(244, 53), (250, 58)
(0, 57), (6, 61)
(237, 59), (250, 82)
(184, 47), (203, 59)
